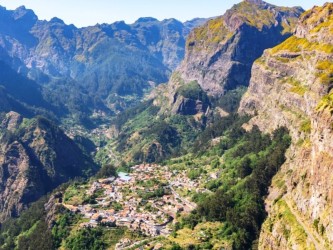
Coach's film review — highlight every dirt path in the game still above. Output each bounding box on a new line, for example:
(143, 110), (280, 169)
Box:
(283, 197), (326, 250)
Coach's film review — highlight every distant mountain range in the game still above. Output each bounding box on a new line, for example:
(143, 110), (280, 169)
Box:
(0, 5), (207, 122)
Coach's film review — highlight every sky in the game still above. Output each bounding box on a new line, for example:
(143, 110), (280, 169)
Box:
(0, 0), (328, 27)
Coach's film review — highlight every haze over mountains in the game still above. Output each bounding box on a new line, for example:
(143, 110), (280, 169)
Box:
(0, 4), (209, 226)
(0, 5), (207, 121)
(0, 0), (332, 249)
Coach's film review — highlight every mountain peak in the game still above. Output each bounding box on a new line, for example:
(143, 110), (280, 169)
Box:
(13, 5), (37, 21)
(15, 5), (27, 11)
(244, 0), (266, 5)
(135, 17), (158, 23)
(50, 17), (65, 24)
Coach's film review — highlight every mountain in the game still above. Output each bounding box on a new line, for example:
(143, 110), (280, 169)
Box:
(1, 1), (333, 249)
(0, 6), (207, 120)
(0, 5), (207, 222)
(0, 61), (57, 119)
(163, 0), (303, 114)
(0, 113), (96, 221)
(107, 0), (303, 163)
(239, 3), (333, 248)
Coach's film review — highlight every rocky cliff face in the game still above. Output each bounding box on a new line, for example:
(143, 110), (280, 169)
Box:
(0, 114), (96, 221)
(181, 1), (299, 95)
(157, 0), (303, 116)
(239, 3), (333, 248)
(108, 1), (303, 163)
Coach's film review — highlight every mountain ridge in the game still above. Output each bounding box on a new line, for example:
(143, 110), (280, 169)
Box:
(0, 5), (208, 122)
(105, 0), (303, 163)
(0, 114), (97, 221)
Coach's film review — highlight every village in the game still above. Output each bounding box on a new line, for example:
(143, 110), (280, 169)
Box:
(63, 163), (201, 237)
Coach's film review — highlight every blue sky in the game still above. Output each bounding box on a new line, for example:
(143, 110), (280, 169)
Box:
(0, 0), (328, 27)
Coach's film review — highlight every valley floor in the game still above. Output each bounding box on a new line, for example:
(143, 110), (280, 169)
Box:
(62, 163), (210, 248)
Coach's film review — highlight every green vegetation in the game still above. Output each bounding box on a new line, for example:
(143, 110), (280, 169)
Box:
(187, 17), (231, 48)
(1, 115), (97, 183)
(285, 78), (307, 96)
(192, 114), (251, 152)
(18, 190), (143, 249)
(110, 99), (203, 163)
(176, 81), (209, 104)
(64, 227), (106, 250)
(187, 1), (300, 50)
(306, 4), (333, 34)
(270, 36), (333, 54)
(300, 119), (311, 134)
(60, 222), (143, 249)
(316, 60), (333, 85)
(187, 168), (205, 180)
(227, 1), (275, 30)
(112, 100), (159, 131)
(0, 196), (54, 250)
(52, 210), (83, 248)
(264, 199), (311, 249)
(168, 117), (291, 249)
(63, 182), (89, 206)
(0, 113), (291, 249)
(211, 86), (247, 113)
(96, 164), (117, 179)
(317, 92), (333, 113)
(138, 186), (166, 200)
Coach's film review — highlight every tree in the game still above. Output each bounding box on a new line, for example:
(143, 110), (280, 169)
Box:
(96, 164), (117, 178)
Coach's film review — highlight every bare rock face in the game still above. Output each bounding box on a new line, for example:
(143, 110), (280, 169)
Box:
(239, 3), (333, 248)
(157, 0), (303, 116)
(1, 111), (23, 131)
(0, 141), (31, 219)
(177, 1), (302, 95)
(0, 115), (96, 221)
(45, 192), (64, 228)
(171, 96), (209, 115)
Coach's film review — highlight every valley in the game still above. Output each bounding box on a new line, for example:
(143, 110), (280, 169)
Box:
(0, 0), (332, 249)
(62, 163), (200, 237)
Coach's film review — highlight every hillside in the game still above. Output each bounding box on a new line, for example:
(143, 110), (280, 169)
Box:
(0, 113), (96, 222)
(0, 61), (58, 119)
(239, 2), (333, 248)
(174, 0), (302, 97)
(106, 0), (303, 163)
(0, 115), (292, 249)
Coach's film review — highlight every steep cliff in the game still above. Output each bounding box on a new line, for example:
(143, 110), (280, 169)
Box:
(157, 0), (303, 117)
(0, 114), (96, 221)
(109, 1), (303, 163)
(239, 3), (333, 249)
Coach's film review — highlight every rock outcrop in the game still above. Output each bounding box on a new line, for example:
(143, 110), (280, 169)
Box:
(157, 0), (303, 116)
(109, 0), (304, 164)
(180, 0), (302, 95)
(0, 115), (96, 221)
(239, 3), (333, 248)
(1, 111), (23, 131)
